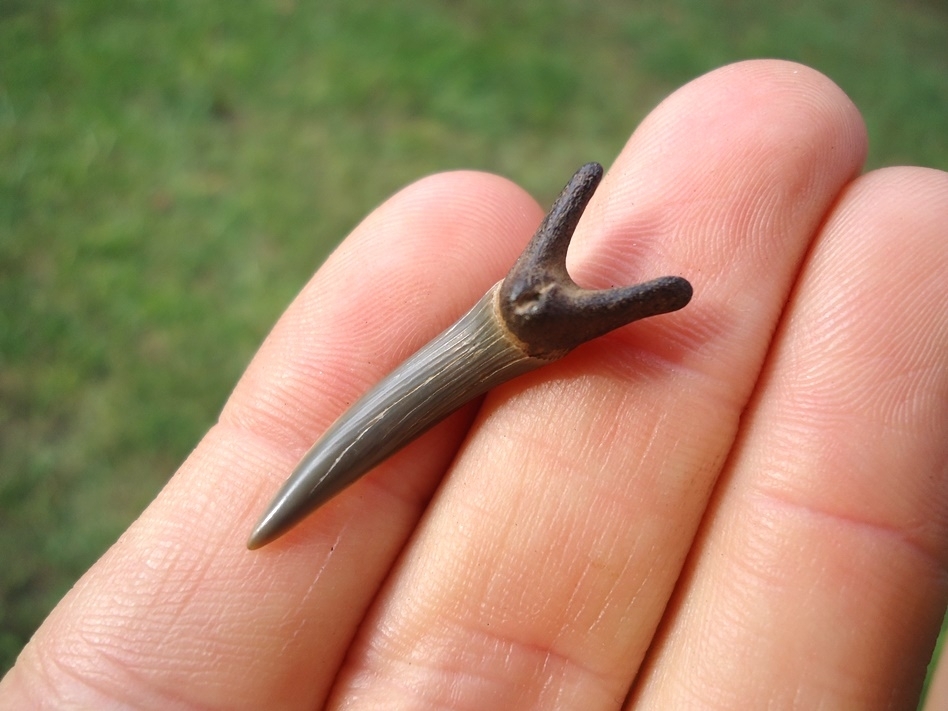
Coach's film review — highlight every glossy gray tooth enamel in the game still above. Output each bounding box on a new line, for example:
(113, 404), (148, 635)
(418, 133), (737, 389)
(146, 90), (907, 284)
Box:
(246, 287), (544, 549)
(247, 162), (693, 550)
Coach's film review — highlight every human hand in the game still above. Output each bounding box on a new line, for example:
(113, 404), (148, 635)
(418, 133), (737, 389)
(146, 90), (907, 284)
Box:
(2, 59), (946, 710)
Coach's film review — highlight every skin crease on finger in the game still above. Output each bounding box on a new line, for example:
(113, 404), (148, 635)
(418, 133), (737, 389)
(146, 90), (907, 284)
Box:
(5, 58), (939, 711)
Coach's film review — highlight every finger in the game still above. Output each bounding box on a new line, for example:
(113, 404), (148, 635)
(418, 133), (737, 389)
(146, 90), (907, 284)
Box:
(0, 173), (544, 708)
(631, 167), (948, 709)
(327, 60), (867, 708)
(924, 634), (948, 711)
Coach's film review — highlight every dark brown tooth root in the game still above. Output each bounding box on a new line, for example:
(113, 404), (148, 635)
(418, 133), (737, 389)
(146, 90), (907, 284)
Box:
(247, 162), (693, 550)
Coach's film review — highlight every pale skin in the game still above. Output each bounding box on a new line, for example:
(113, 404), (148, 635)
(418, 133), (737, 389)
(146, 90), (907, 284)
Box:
(2, 59), (947, 710)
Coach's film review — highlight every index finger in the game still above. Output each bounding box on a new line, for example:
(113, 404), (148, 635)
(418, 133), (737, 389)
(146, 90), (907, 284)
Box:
(0, 171), (545, 708)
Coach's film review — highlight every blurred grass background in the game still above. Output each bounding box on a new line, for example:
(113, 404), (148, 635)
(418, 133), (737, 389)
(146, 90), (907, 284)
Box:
(1, 0), (946, 689)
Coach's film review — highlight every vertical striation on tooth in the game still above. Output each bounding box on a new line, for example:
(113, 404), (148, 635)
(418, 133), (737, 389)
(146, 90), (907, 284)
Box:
(246, 286), (545, 549)
(247, 161), (694, 550)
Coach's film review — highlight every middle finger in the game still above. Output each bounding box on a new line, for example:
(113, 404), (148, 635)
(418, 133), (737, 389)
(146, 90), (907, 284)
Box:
(329, 60), (866, 709)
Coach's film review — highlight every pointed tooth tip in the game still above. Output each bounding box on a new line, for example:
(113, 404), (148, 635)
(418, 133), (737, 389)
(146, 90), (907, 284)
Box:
(247, 468), (322, 550)
(246, 506), (285, 550)
(246, 524), (270, 550)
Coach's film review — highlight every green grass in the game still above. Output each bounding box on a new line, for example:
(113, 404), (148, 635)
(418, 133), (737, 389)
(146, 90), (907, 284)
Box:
(2, 0), (947, 685)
